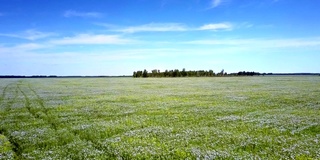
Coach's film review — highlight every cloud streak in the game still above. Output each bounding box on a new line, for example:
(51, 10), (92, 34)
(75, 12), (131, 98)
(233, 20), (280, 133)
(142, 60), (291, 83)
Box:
(108, 22), (233, 33)
(198, 23), (233, 31)
(112, 23), (187, 33)
(0, 29), (56, 40)
(0, 43), (47, 56)
(50, 34), (133, 45)
(63, 10), (102, 18)
(211, 0), (222, 8)
(185, 37), (320, 48)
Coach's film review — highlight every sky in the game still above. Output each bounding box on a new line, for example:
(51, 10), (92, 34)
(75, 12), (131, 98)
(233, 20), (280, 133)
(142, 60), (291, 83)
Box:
(0, 0), (320, 76)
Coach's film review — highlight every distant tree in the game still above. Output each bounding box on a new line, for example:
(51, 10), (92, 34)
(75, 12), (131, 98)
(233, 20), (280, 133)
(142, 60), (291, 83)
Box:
(169, 70), (174, 77)
(164, 70), (169, 77)
(237, 71), (260, 76)
(133, 71), (137, 77)
(197, 70), (205, 77)
(181, 68), (187, 77)
(135, 71), (143, 77)
(142, 69), (148, 78)
(208, 70), (214, 77)
(196, 71), (200, 77)
(151, 69), (158, 77)
(173, 69), (180, 77)
(217, 69), (224, 76)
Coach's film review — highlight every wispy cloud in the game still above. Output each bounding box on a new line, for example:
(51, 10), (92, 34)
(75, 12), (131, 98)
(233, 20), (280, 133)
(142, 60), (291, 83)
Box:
(63, 10), (102, 18)
(211, 0), (222, 8)
(108, 22), (235, 33)
(185, 37), (320, 48)
(14, 43), (47, 50)
(198, 23), (233, 31)
(0, 29), (56, 40)
(50, 34), (133, 45)
(208, 0), (231, 9)
(112, 23), (187, 33)
(0, 43), (47, 55)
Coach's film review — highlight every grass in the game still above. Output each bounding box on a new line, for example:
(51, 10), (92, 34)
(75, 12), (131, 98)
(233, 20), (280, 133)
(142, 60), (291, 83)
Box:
(0, 76), (319, 159)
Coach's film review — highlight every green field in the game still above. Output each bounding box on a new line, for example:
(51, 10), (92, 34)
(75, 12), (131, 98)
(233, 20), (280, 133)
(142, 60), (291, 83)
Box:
(0, 77), (319, 159)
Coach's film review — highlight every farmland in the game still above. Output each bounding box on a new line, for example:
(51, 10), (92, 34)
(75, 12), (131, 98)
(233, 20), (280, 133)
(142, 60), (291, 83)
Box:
(0, 76), (319, 159)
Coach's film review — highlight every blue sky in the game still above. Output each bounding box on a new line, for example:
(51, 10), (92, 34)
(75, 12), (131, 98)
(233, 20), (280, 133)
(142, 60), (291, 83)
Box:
(0, 0), (320, 76)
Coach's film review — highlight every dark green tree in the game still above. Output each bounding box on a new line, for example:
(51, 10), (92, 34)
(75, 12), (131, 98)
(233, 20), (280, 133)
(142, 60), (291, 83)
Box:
(209, 70), (214, 76)
(142, 69), (148, 78)
(164, 70), (169, 77)
(173, 69), (180, 77)
(181, 68), (187, 77)
(133, 71), (137, 77)
(151, 69), (158, 77)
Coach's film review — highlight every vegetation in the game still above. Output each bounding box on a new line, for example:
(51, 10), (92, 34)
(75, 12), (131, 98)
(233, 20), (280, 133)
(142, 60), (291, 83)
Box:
(0, 77), (319, 159)
(133, 69), (222, 77)
(133, 69), (263, 77)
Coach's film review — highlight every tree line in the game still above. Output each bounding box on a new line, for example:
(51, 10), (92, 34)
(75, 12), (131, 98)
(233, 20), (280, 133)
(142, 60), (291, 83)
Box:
(236, 71), (261, 76)
(133, 69), (262, 78)
(133, 69), (222, 78)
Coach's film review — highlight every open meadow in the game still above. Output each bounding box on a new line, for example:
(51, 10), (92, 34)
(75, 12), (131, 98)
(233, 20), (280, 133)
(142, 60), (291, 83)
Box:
(0, 76), (319, 159)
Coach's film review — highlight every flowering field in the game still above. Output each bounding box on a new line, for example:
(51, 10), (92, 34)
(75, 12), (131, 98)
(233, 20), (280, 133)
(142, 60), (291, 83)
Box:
(0, 77), (319, 159)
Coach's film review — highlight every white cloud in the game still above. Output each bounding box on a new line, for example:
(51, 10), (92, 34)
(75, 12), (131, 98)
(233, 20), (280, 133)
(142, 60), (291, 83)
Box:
(208, 0), (231, 9)
(270, 38), (320, 47)
(63, 10), (102, 18)
(109, 22), (235, 33)
(0, 29), (55, 40)
(14, 43), (47, 50)
(211, 0), (222, 8)
(113, 23), (187, 33)
(185, 37), (320, 48)
(198, 23), (233, 31)
(50, 34), (133, 45)
(0, 43), (47, 55)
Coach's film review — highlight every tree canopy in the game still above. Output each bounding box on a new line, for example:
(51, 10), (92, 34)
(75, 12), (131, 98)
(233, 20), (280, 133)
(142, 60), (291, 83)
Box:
(133, 69), (261, 78)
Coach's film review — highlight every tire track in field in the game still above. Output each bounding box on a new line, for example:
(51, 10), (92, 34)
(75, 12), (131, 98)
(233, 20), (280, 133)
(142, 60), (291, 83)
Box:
(6, 133), (23, 159)
(2, 85), (19, 112)
(25, 83), (105, 151)
(18, 83), (59, 130)
(0, 83), (10, 103)
(0, 84), (9, 108)
(28, 84), (59, 130)
(2, 81), (59, 159)
(13, 81), (104, 154)
(27, 84), (50, 116)
(0, 83), (23, 159)
(0, 83), (15, 108)
(27, 82), (105, 152)
(1, 129), (23, 159)
(2, 81), (60, 159)
(17, 84), (37, 118)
